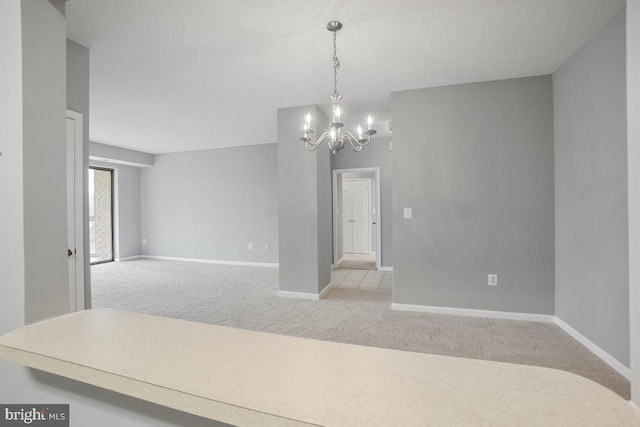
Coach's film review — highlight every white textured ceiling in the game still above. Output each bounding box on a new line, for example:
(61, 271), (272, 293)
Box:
(66, 0), (625, 154)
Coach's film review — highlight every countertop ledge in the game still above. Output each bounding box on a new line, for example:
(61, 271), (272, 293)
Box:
(0, 309), (639, 427)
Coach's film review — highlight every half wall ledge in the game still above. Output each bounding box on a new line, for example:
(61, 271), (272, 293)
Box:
(0, 309), (638, 426)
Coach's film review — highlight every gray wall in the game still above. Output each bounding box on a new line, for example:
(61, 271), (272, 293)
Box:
(91, 160), (142, 260)
(628, 0), (640, 406)
(67, 38), (91, 307)
(391, 76), (555, 314)
(333, 136), (393, 267)
(0, 0), (28, 335)
(22, 0), (69, 323)
(316, 115), (333, 290)
(278, 105), (332, 294)
(553, 10), (628, 367)
(140, 144), (278, 264)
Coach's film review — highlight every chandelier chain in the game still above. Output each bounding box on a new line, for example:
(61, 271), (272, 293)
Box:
(332, 30), (340, 98)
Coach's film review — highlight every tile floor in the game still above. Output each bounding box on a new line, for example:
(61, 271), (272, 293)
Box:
(331, 268), (393, 290)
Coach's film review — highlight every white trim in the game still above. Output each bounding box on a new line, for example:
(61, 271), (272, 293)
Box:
(278, 282), (332, 301)
(112, 167), (120, 262)
(332, 167), (382, 270)
(629, 401), (640, 412)
(66, 110), (85, 312)
(554, 317), (631, 380)
(140, 255), (278, 268)
(379, 266), (393, 272)
(116, 255), (142, 262)
(390, 303), (555, 323)
(278, 291), (320, 300)
(89, 155), (152, 168)
(319, 282), (333, 299)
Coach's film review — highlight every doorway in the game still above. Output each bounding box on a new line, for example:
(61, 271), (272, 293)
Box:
(333, 167), (381, 270)
(89, 166), (114, 264)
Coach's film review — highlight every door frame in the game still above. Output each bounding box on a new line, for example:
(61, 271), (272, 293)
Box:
(88, 165), (115, 265)
(66, 110), (85, 311)
(332, 167), (381, 270)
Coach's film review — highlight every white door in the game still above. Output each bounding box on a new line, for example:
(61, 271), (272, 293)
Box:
(342, 179), (371, 254)
(66, 111), (85, 312)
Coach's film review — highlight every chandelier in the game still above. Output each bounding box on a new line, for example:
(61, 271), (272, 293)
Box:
(301, 21), (377, 155)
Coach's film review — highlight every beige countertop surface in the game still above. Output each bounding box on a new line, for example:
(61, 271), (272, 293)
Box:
(0, 309), (638, 426)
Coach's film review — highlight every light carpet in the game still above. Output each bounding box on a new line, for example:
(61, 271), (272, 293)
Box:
(336, 259), (376, 270)
(91, 259), (630, 399)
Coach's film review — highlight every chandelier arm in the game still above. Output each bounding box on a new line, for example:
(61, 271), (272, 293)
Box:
(303, 130), (328, 149)
(306, 131), (331, 151)
(309, 131), (331, 149)
(357, 133), (372, 147)
(343, 131), (372, 148)
(342, 132), (363, 152)
(302, 135), (317, 147)
(303, 134), (319, 151)
(304, 140), (321, 151)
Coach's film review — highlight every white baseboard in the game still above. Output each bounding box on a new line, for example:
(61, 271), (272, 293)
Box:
(116, 255), (142, 262)
(278, 291), (319, 300)
(140, 255), (278, 268)
(390, 303), (555, 323)
(554, 317), (631, 380)
(379, 266), (393, 272)
(630, 401), (640, 412)
(319, 282), (333, 299)
(279, 282), (332, 301)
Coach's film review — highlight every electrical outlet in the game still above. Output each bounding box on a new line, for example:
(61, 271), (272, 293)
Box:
(404, 208), (412, 219)
(248, 243), (253, 250)
(142, 238), (147, 245)
(265, 243), (269, 250)
(488, 274), (498, 286)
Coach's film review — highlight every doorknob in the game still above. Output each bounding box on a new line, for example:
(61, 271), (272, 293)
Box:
(68, 249), (73, 257)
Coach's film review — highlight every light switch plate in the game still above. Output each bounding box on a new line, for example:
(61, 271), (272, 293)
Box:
(404, 208), (412, 219)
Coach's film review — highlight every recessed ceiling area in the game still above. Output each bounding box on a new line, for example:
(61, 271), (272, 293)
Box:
(65, 0), (625, 154)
